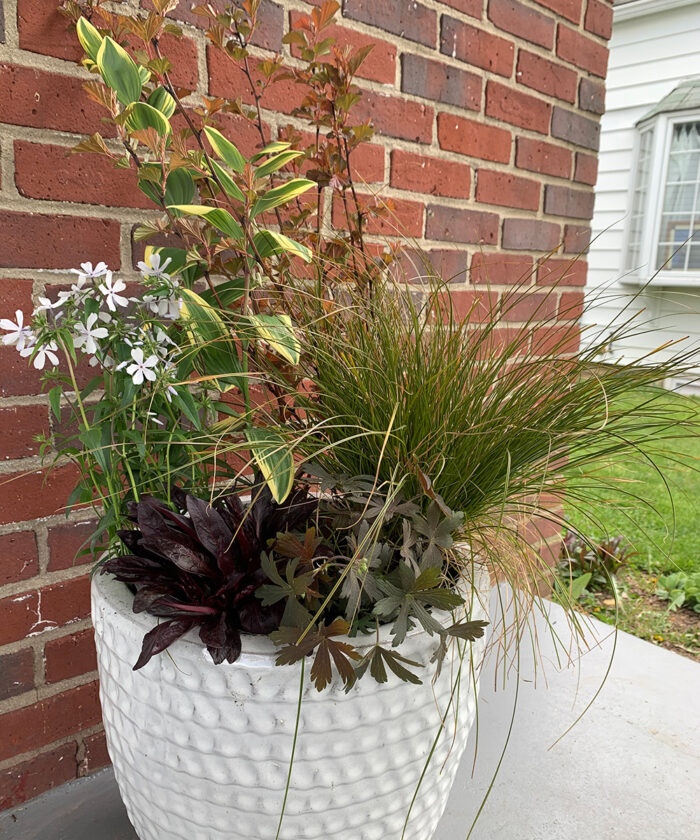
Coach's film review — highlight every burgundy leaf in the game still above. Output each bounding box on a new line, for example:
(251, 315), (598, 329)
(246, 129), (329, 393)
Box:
(101, 555), (170, 584)
(140, 536), (213, 577)
(116, 531), (168, 566)
(220, 495), (256, 560)
(186, 495), (235, 572)
(158, 507), (198, 540)
(135, 496), (173, 540)
(169, 484), (189, 511)
(117, 529), (141, 553)
(133, 618), (195, 670)
(238, 596), (283, 635)
(109, 485), (319, 671)
(199, 613), (242, 664)
(132, 584), (174, 613)
(136, 496), (198, 544)
(153, 599), (219, 616)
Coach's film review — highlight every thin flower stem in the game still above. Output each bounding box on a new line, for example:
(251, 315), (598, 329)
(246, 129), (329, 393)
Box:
(59, 340), (113, 512)
(275, 657), (304, 840)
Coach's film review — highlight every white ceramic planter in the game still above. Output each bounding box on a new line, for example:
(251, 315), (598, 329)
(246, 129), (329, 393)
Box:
(92, 567), (490, 840)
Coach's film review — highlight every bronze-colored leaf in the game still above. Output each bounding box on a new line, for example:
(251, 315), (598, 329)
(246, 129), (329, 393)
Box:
(72, 133), (112, 157)
(446, 619), (489, 641)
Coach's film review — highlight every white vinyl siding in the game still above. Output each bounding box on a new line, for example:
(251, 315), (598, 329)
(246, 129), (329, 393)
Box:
(585, 1), (700, 386)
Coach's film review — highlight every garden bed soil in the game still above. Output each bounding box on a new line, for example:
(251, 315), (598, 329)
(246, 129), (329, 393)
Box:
(583, 568), (699, 662)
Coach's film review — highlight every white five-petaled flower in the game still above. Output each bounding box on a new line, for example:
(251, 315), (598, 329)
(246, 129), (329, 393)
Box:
(98, 273), (128, 312)
(154, 327), (176, 348)
(68, 276), (92, 301)
(137, 253), (172, 280)
(125, 347), (159, 385)
(70, 262), (109, 283)
(0, 310), (34, 351)
(33, 296), (62, 315)
(20, 340), (59, 370)
(73, 313), (109, 356)
(148, 296), (183, 320)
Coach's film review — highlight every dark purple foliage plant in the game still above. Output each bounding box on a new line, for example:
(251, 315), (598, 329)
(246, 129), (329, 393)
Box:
(101, 479), (319, 670)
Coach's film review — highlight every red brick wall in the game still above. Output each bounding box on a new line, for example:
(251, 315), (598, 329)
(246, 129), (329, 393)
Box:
(0, 0), (611, 810)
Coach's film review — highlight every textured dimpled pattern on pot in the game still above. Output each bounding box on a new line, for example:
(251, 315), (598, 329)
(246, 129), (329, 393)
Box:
(92, 568), (490, 840)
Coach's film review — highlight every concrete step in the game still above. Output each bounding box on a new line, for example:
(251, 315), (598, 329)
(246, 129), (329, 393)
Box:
(1, 602), (698, 840)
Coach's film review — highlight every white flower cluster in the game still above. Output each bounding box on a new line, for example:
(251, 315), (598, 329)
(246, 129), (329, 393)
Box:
(1, 257), (184, 389)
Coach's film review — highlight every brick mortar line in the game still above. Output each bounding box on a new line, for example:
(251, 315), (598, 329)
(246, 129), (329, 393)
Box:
(0, 189), (159, 224)
(0, 44), (93, 80)
(119, 222), (135, 273)
(1, 669), (97, 720)
(0, 616), (93, 668)
(1, 0), (19, 48)
(1, 37), (602, 185)
(0, 506), (97, 538)
(0, 450), (70, 475)
(0, 385), (101, 418)
(0, 721), (104, 774)
(35, 519), (50, 578)
(2, 117), (593, 217)
(0, 134), (14, 198)
(0, 393), (50, 409)
(5, 124), (152, 158)
(0, 559), (94, 600)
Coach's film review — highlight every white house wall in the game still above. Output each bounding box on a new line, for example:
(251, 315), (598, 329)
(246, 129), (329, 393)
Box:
(585, 1), (700, 388)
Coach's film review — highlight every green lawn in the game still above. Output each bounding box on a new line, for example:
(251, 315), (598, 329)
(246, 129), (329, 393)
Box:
(562, 389), (700, 658)
(564, 391), (700, 576)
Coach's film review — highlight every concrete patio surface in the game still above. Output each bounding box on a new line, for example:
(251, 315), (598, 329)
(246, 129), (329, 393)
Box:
(1, 600), (698, 839)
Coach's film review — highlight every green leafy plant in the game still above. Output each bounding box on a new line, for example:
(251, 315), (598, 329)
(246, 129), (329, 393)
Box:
(29, 0), (695, 700)
(552, 572), (592, 608)
(1, 257), (221, 545)
(54, 0), (393, 509)
(558, 531), (635, 592)
(656, 571), (700, 612)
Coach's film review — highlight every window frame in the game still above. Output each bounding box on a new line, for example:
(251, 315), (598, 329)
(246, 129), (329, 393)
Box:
(624, 107), (700, 288)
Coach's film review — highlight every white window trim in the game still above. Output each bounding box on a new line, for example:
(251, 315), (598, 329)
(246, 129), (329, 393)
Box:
(614, 0), (700, 24)
(622, 107), (700, 288)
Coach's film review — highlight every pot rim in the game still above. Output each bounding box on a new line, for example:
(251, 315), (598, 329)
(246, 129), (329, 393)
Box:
(93, 561), (490, 661)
